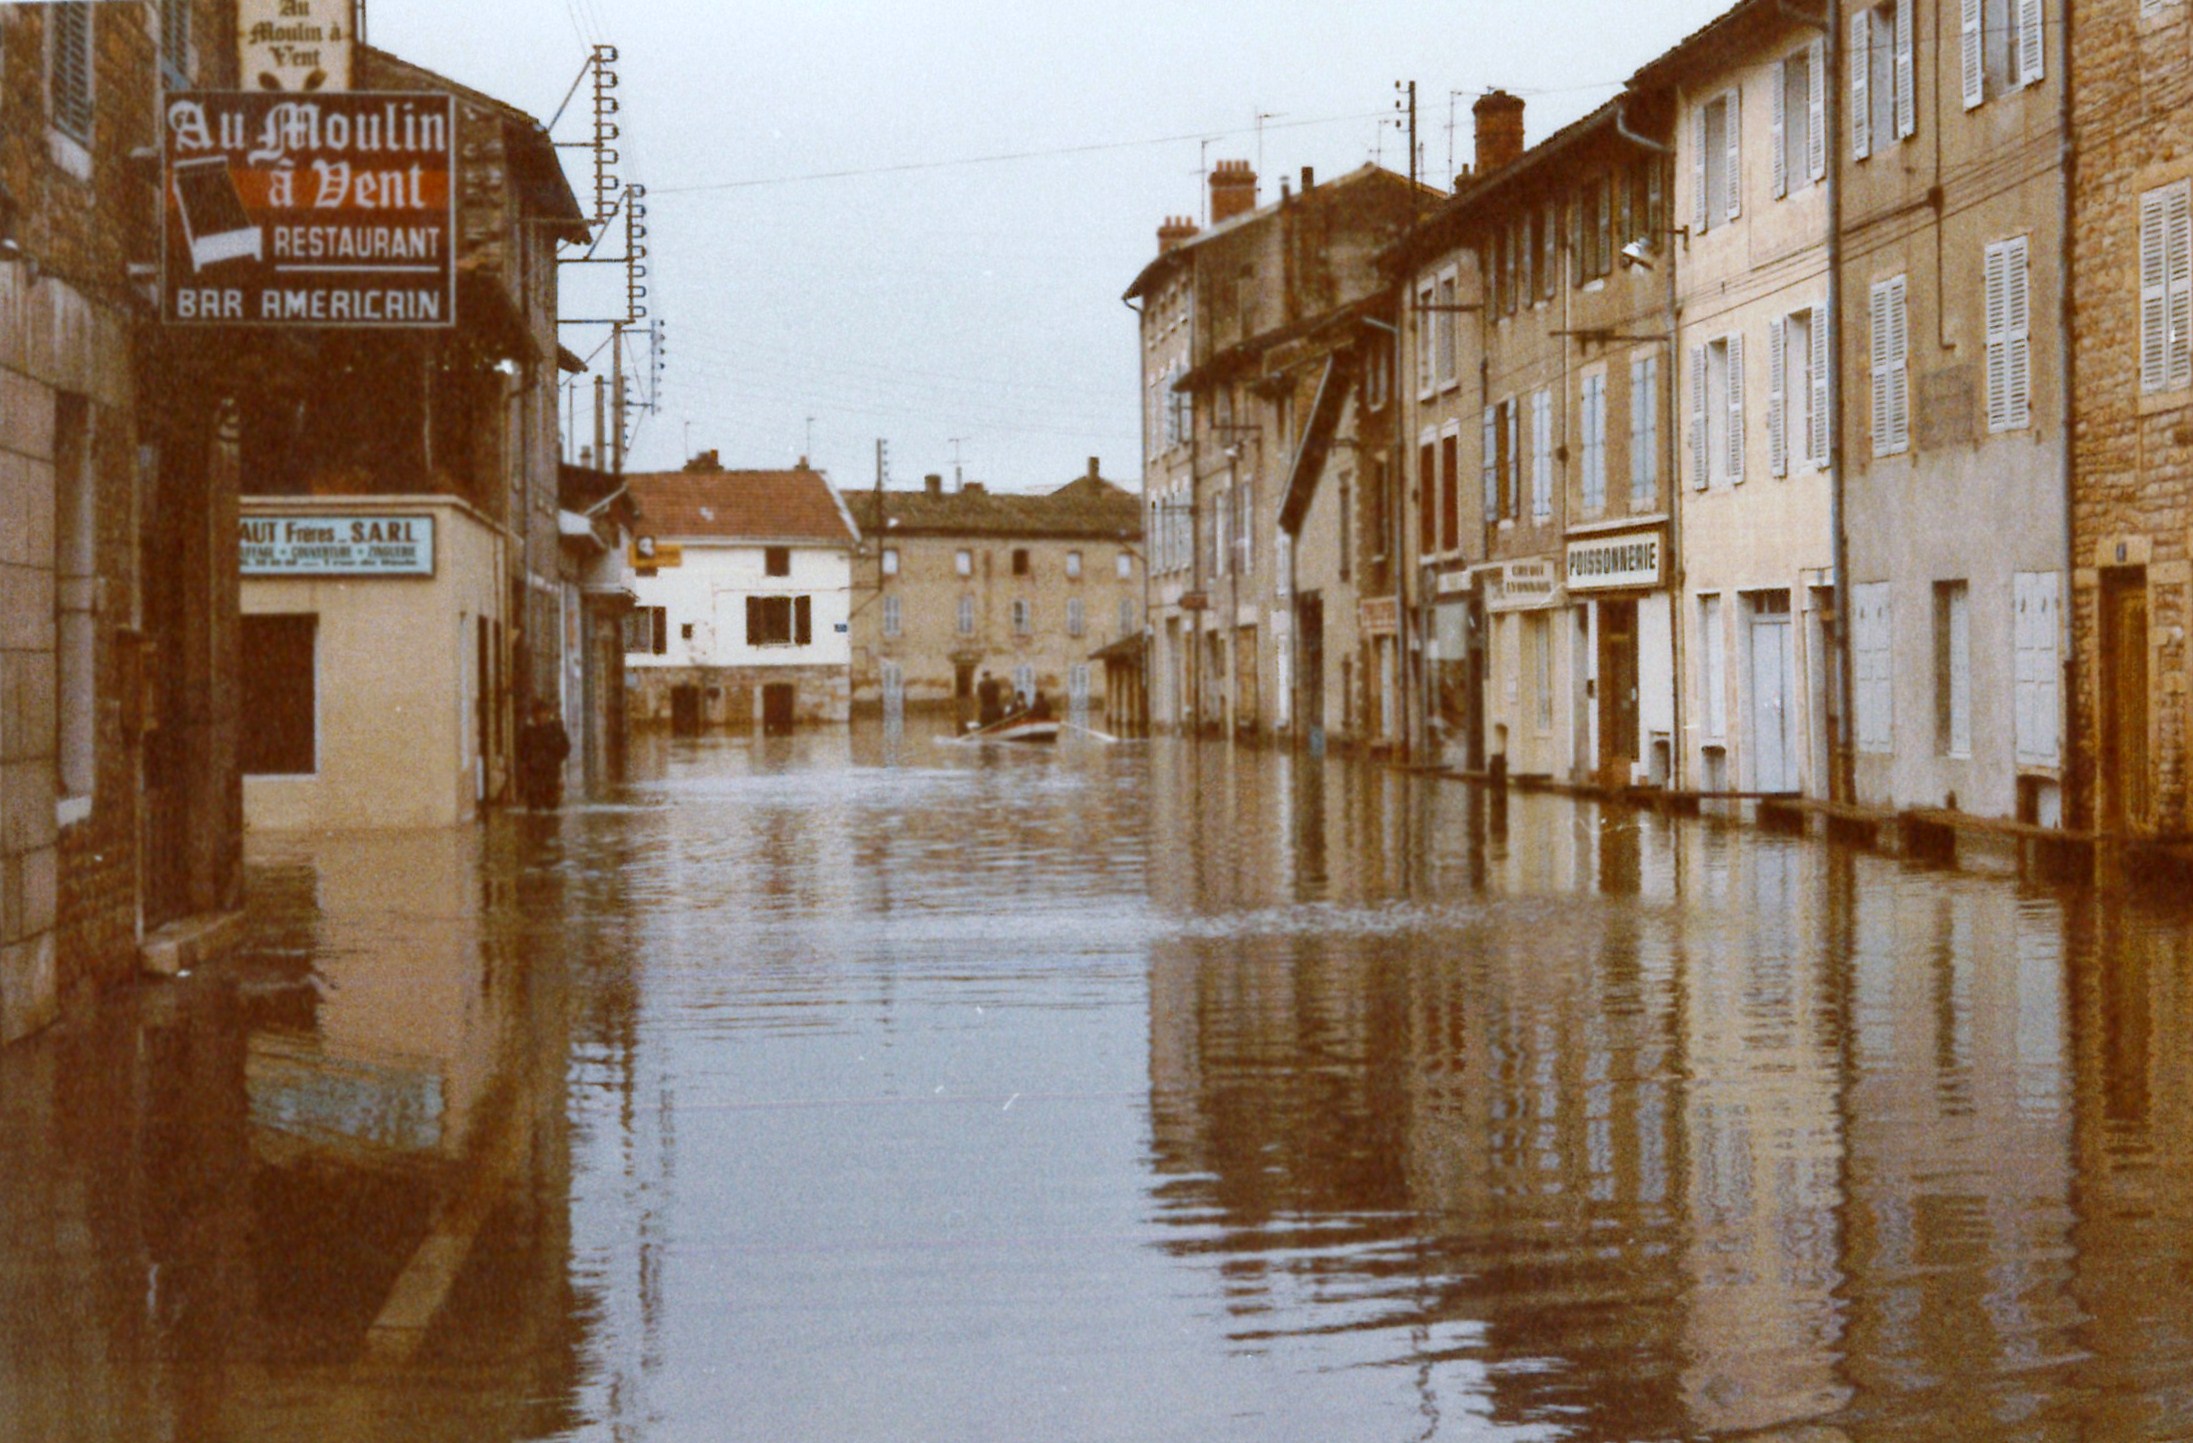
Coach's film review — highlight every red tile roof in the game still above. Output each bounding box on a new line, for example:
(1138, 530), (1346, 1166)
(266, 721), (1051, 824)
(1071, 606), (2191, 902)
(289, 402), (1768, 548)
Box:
(625, 467), (860, 546)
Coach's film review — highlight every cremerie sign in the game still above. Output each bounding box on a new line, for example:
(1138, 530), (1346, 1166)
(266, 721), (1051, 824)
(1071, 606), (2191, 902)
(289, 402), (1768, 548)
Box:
(242, 515), (436, 576)
(162, 92), (455, 329)
(1566, 531), (1663, 591)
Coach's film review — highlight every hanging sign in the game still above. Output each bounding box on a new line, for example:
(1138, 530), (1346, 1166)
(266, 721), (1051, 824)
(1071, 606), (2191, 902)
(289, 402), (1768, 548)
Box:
(241, 514), (437, 576)
(238, 0), (355, 93)
(162, 91), (455, 329)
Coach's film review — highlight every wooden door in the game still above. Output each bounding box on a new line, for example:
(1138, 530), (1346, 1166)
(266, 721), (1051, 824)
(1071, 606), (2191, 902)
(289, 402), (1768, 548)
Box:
(2102, 577), (2150, 830)
(1598, 599), (1639, 788)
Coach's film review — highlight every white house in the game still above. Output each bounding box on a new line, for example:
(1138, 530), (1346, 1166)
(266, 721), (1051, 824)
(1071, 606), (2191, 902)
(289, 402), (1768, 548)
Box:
(622, 462), (861, 731)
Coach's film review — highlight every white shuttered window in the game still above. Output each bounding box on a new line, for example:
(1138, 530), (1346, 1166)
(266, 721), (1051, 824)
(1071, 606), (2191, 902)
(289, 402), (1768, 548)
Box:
(2140, 182), (2192, 395)
(1870, 275), (1910, 455)
(1986, 236), (2032, 432)
(1725, 332), (1746, 483)
(1629, 355), (1658, 505)
(1581, 373), (1607, 513)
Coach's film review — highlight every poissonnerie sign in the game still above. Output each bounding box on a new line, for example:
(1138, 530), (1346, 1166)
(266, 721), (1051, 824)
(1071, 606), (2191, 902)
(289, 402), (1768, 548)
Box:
(242, 515), (436, 576)
(163, 92), (455, 329)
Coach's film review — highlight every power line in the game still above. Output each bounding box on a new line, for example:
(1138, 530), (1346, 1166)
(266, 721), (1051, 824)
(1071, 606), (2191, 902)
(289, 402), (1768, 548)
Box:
(650, 107), (1394, 196)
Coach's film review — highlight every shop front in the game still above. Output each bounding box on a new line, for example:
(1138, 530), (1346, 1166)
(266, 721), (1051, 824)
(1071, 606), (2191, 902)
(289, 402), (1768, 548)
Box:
(240, 496), (510, 831)
(1478, 557), (1569, 779)
(1565, 525), (1676, 790)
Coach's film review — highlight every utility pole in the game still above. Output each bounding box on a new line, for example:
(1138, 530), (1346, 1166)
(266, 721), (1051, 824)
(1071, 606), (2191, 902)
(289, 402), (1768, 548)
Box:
(592, 375), (607, 471)
(1395, 80), (1418, 191)
(611, 324), (626, 474)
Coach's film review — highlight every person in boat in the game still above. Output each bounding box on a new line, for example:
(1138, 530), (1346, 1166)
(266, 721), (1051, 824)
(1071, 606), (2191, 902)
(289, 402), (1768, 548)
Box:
(976, 671), (1004, 726)
(1028, 687), (1055, 722)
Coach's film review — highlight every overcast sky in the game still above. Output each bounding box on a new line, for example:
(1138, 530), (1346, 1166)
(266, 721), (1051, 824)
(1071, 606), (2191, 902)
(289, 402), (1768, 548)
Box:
(371, 1), (1727, 493)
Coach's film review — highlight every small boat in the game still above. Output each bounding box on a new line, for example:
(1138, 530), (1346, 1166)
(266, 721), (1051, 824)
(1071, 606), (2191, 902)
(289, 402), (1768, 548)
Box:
(960, 711), (1061, 745)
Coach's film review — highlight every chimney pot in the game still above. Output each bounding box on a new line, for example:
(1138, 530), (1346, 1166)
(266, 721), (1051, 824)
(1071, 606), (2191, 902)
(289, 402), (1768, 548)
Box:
(1087, 456), (1100, 480)
(1300, 165), (1314, 191)
(924, 473), (943, 497)
(1157, 214), (1199, 253)
(1472, 90), (1526, 176)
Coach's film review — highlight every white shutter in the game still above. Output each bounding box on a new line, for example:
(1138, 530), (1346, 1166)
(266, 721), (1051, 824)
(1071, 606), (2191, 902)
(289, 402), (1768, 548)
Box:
(1768, 315), (1789, 477)
(1508, 403), (1522, 517)
(1810, 304), (1832, 466)
(1631, 356), (1655, 502)
(1694, 104), (1710, 232)
(1482, 407), (1498, 519)
(1726, 332), (1746, 483)
(1723, 88), (1743, 221)
(1985, 241), (2011, 430)
(1961, 0), (1985, 109)
(1895, 0), (1917, 139)
(1947, 584), (1972, 757)
(2141, 187), (2171, 394)
(2014, 571), (2061, 766)
(2017, 0), (2045, 86)
(2170, 184), (2193, 392)
(1690, 345), (1709, 489)
(2005, 236), (2031, 429)
(1807, 38), (1828, 182)
(1851, 11), (1873, 161)
(1532, 388), (1553, 523)
(1582, 375), (1606, 512)
(1870, 279), (1891, 455)
(1887, 276), (1910, 452)
(1770, 58), (1788, 200)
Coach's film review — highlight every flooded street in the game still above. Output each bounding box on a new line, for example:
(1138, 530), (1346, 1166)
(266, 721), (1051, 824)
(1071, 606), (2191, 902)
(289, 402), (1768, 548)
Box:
(6, 730), (2193, 1442)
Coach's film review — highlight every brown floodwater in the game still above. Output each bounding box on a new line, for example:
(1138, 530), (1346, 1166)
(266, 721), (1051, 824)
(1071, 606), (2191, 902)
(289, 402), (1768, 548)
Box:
(4, 725), (2192, 1441)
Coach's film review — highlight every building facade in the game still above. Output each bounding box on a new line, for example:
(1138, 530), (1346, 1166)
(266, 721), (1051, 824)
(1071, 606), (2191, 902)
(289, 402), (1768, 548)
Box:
(1397, 93), (1680, 785)
(1, 0), (248, 1043)
(1634, 5), (1841, 800)
(1839, 0), (2068, 824)
(623, 464), (860, 732)
(236, 47), (590, 832)
(1128, 161), (1434, 748)
(845, 462), (1142, 720)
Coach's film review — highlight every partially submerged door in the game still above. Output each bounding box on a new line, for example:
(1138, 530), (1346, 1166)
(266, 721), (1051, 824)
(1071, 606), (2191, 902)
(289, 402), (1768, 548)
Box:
(1750, 597), (1796, 793)
(1598, 598), (1639, 788)
(2101, 572), (2150, 831)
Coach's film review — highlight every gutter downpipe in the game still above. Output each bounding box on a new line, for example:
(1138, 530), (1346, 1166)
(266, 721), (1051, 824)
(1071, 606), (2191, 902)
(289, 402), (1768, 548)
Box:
(1363, 311), (1405, 757)
(2058, 0), (2080, 831)
(1825, 0), (1854, 804)
(1616, 98), (1687, 792)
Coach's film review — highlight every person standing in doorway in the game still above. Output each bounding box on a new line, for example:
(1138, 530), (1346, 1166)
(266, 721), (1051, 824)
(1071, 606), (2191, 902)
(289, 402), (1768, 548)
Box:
(519, 700), (572, 809)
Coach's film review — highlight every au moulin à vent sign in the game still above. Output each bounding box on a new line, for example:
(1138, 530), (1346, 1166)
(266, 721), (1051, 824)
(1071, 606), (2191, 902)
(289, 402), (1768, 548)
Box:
(162, 91), (455, 329)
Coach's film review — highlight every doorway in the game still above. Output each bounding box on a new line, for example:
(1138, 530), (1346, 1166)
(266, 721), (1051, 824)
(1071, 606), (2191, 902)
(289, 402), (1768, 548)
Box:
(1300, 593), (1325, 744)
(671, 684), (703, 737)
(1749, 591), (1797, 793)
(2100, 569), (2150, 831)
(1235, 626), (1260, 734)
(762, 682), (797, 734)
(1597, 598), (1639, 789)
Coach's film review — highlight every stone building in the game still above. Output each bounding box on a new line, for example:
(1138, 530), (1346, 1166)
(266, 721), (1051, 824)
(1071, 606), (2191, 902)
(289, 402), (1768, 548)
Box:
(2068, 0), (2192, 838)
(1, 0), (248, 1044)
(623, 464), (860, 732)
(1839, 0), (2068, 825)
(844, 461), (1142, 719)
(1128, 161), (1433, 746)
(1394, 93), (1680, 785)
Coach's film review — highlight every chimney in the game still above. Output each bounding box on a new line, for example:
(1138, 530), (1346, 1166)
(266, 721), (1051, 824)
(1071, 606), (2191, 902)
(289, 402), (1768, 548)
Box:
(1209, 159), (1258, 224)
(1473, 90), (1526, 176)
(1086, 456), (1101, 481)
(925, 473), (943, 497)
(964, 481), (987, 495)
(1300, 165), (1315, 192)
(1157, 214), (1199, 253)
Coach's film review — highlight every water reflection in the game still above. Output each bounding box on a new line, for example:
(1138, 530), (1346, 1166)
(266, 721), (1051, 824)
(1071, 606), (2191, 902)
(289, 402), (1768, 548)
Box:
(6, 734), (2193, 1440)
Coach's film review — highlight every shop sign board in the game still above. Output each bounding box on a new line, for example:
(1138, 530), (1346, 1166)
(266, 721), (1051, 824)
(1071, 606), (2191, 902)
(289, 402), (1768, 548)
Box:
(1435, 569), (1474, 597)
(238, 0), (356, 93)
(241, 514), (436, 576)
(1566, 531), (1663, 591)
(1486, 557), (1560, 612)
(1360, 596), (1398, 635)
(162, 91), (455, 329)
